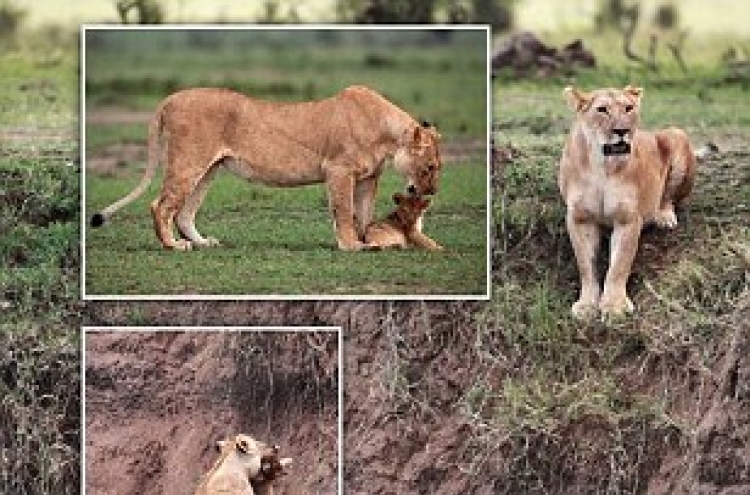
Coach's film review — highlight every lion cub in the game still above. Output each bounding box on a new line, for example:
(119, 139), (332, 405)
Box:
(559, 85), (696, 319)
(364, 193), (443, 250)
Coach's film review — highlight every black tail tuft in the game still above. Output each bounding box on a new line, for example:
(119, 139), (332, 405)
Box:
(90, 213), (105, 228)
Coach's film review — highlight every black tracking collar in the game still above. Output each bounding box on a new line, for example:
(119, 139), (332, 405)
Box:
(602, 141), (631, 156)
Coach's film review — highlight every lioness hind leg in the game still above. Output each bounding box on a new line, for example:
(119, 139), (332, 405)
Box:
(151, 195), (191, 251)
(657, 129), (697, 209)
(176, 166), (221, 248)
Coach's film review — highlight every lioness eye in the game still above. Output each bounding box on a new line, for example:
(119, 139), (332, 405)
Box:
(596, 105), (608, 114)
(624, 105), (634, 112)
(427, 164), (435, 171)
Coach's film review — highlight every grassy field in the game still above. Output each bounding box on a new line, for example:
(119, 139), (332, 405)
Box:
(83, 29), (489, 297)
(86, 163), (487, 296)
(0, 51), (80, 494)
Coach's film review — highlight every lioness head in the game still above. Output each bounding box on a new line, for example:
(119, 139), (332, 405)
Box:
(214, 434), (272, 478)
(393, 122), (442, 196)
(564, 85), (643, 161)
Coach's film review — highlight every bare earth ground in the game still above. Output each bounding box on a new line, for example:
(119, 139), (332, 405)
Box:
(83, 297), (748, 495)
(85, 330), (338, 495)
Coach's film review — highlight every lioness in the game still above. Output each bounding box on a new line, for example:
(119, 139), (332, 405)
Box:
(364, 192), (443, 250)
(89, 85), (442, 251)
(194, 434), (292, 495)
(559, 85), (696, 318)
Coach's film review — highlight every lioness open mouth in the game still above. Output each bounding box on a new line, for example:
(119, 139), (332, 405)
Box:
(602, 141), (631, 156)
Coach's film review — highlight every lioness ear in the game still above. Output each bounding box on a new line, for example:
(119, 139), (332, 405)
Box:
(563, 86), (592, 112)
(623, 85), (643, 104)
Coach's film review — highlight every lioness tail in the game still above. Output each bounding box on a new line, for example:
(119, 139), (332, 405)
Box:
(90, 100), (167, 227)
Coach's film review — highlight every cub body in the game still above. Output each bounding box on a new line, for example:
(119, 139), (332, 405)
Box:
(364, 193), (443, 250)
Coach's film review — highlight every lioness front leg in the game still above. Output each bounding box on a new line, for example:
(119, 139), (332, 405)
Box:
(599, 217), (643, 317)
(354, 176), (379, 240)
(325, 171), (364, 250)
(566, 210), (601, 319)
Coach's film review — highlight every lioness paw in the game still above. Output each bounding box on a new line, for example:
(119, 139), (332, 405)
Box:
(194, 237), (221, 248)
(653, 208), (678, 229)
(571, 299), (599, 320)
(170, 239), (193, 251)
(598, 296), (634, 319)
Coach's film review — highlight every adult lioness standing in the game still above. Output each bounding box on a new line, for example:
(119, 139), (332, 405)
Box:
(559, 85), (696, 319)
(89, 85), (442, 251)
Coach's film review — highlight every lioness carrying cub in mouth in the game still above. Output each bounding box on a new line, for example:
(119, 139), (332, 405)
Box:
(559, 85), (696, 319)
(194, 433), (292, 495)
(89, 85), (442, 251)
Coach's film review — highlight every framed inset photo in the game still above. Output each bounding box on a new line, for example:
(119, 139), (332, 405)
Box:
(82, 326), (342, 495)
(81, 25), (491, 299)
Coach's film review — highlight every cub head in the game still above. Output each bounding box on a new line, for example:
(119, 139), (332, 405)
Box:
(257, 445), (293, 482)
(393, 121), (442, 196)
(564, 85), (643, 159)
(391, 192), (430, 228)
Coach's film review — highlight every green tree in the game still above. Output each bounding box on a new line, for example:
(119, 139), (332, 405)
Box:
(116, 0), (164, 24)
(337, 0), (514, 30)
(0, 0), (26, 43)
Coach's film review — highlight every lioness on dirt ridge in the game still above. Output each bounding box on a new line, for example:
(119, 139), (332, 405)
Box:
(89, 85), (442, 251)
(559, 85), (697, 319)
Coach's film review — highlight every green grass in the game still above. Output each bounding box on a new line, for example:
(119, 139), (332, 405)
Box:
(0, 47), (80, 495)
(84, 30), (488, 139)
(85, 164), (487, 296)
(0, 52), (77, 129)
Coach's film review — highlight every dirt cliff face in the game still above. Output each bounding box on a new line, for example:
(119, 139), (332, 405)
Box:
(87, 298), (750, 495)
(84, 330), (338, 495)
(649, 311), (750, 495)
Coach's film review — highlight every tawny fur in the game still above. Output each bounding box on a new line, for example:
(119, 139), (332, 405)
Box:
(364, 193), (443, 250)
(194, 434), (292, 495)
(91, 85), (442, 251)
(559, 85), (696, 319)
